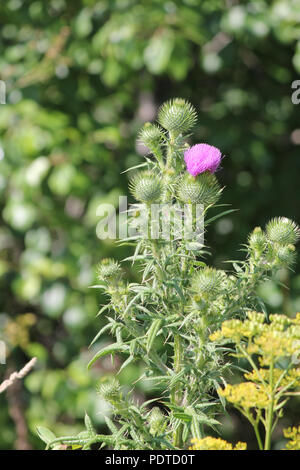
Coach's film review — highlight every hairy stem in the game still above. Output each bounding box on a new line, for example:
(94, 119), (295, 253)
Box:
(172, 333), (184, 447)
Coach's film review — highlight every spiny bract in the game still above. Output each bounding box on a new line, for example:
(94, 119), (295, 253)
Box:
(191, 267), (226, 297)
(139, 122), (164, 149)
(97, 258), (121, 281)
(97, 379), (121, 401)
(129, 170), (163, 203)
(248, 227), (266, 252)
(158, 98), (197, 134)
(266, 217), (300, 245)
(177, 172), (222, 206)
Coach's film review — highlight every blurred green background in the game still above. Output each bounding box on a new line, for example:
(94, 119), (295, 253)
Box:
(0, 0), (300, 450)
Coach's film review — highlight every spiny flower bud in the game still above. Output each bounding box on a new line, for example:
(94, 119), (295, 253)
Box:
(177, 172), (222, 206)
(266, 217), (300, 246)
(276, 244), (296, 267)
(139, 123), (164, 149)
(191, 267), (226, 297)
(148, 407), (166, 436)
(248, 227), (266, 252)
(97, 379), (121, 402)
(129, 171), (163, 203)
(97, 258), (121, 281)
(158, 98), (197, 134)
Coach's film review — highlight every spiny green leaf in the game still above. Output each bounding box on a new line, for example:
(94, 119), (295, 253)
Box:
(88, 343), (129, 369)
(146, 319), (162, 353)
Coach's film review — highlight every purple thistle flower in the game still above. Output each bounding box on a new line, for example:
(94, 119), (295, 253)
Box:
(184, 143), (222, 176)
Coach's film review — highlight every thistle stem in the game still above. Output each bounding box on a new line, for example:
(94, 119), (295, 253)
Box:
(172, 333), (183, 448)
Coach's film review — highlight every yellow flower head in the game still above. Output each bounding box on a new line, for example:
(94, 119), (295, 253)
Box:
(189, 436), (247, 450)
(284, 426), (300, 450)
(219, 382), (270, 409)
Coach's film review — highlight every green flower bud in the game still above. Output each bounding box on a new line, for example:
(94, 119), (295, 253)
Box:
(248, 227), (266, 252)
(139, 123), (164, 149)
(148, 407), (166, 436)
(158, 98), (197, 134)
(266, 217), (300, 245)
(177, 172), (222, 206)
(191, 267), (226, 298)
(129, 171), (163, 203)
(97, 258), (121, 281)
(276, 244), (296, 267)
(97, 379), (121, 402)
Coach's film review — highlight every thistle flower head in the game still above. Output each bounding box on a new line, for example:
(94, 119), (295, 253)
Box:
(129, 171), (163, 203)
(266, 217), (300, 245)
(248, 227), (266, 252)
(184, 143), (222, 176)
(177, 172), (222, 206)
(138, 123), (164, 149)
(148, 407), (165, 436)
(276, 244), (296, 267)
(97, 258), (121, 281)
(158, 98), (197, 134)
(191, 267), (226, 297)
(97, 378), (120, 401)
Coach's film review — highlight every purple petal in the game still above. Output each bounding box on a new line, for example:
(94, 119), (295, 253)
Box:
(184, 143), (222, 176)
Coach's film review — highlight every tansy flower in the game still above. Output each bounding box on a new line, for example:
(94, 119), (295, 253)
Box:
(184, 143), (222, 176)
(189, 437), (247, 451)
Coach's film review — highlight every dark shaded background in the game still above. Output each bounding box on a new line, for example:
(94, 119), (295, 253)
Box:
(0, 0), (299, 449)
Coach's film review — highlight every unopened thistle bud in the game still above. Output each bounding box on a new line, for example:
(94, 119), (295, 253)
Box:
(177, 172), (222, 206)
(139, 123), (164, 149)
(129, 171), (163, 203)
(248, 227), (266, 252)
(158, 98), (197, 135)
(139, 123), (164, 167)
(276, 244), (296, 267)
(266, 217), (300, 246)
(97, 379), (121, 403)
(97, 258), (121, 282)
(191, 267), (226, 298)
(148, 407), (166, 436)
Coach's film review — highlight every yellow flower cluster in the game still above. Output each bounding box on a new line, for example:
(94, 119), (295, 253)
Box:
(189, 437), (247, 450)
(245, 367), (300, 389)
(219, 382), (270, 409)
(210, 311), (300, 450)
(210, 311), (300, 367)
(284, 426), (300, 450)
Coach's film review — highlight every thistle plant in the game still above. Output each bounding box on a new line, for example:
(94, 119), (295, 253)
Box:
(38, 98), (299, 450)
